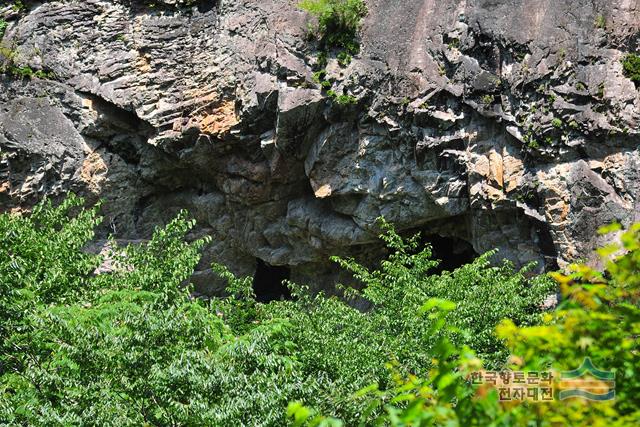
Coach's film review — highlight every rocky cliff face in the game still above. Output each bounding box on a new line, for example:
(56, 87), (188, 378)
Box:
(1, 0), (639, 293)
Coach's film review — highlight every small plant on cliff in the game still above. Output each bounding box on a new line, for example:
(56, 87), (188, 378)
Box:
(0, 19), (7, 40)
(595, 14), (606, 29)
(299, 0), (366, 53)
(480, 94), (495, 106)
(622, 53), (640, 88)
(332, 92), (357, 105)
(2, 65), (54, 79)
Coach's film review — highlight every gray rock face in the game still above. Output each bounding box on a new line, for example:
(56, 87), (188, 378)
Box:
(1, 0), (639, 292)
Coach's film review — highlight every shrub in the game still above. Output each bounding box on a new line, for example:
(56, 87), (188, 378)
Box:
(0, 196), (231, 425)
(622, 53), (640, 87)
(481, 94), (495, 105)
(336, 50), (351, 66)
(496, 223), (640, 423)
(0, 198), (554, 425)
(288, 299), (499, 427)
(300, 223), (640, 426)
(2, 65), (55, 79)
(330, 219), (553, 368)
(209, 218), (552, 423)
(299, 0), (366, 52)
(333, 93), (357, 105)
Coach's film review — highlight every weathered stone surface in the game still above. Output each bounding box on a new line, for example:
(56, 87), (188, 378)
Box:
(1, 0), (639, 291)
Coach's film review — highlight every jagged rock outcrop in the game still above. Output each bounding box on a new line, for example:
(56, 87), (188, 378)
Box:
(1, 0), (639, 293)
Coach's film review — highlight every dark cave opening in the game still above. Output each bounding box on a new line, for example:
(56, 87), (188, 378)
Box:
(421, 234), (479, 273)
(253, 259), (292, 302)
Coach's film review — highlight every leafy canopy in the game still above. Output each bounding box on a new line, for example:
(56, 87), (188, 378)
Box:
(294, 223), (640, 426)
(0, 196), (554, 425)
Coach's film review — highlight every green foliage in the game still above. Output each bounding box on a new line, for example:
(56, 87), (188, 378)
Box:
(0, 197), (231, 425)
(5, 198), (638, 426)
(331, 219), (553, 368)
(481, 94), (495, 105)
(622, 53), (640, 87)
(300, 1), (365, 103)
(10, 1), (26, 12)
(496, 223), (640, 424)
(551, 117), (563, 128)
(324, 88), (357, 105)
(306, 223), (640, 426)
(1, 1), (28, 13)
(299, 0), (366, 53)
(2, 65), (55, 79)
(333, 93), (357, 105)
(289, 300), (503, 427)
(0, 43), (55, 80)
(0, 200), (553, 425)
(558, 47), (566, 60)
(0, 19), (7, 40)
(242, 218), (550, 423)
(312, 69), (332, 90)
(595, 14), (606, 29)
(336, 50), (351, 67)
(0, 195), (102, 358)
(447, 38), (460, 50)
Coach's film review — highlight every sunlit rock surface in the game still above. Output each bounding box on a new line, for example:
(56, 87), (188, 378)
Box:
(1, 0), (639, 292)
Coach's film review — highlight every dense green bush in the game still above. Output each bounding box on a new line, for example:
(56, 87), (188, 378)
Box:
(0, 196), (229, 424)
(214, 219), (552, 422)
(622, 53), (640, 87)
(1, 197), (553, 425)
(293, 224), (640, 426)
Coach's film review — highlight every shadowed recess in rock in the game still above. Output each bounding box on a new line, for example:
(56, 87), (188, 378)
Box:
(253, 259), (291, 302)
(423, 235), (479, 273)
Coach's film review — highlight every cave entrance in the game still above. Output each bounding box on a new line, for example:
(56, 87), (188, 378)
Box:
(253, 259), (292, 302)
(422, 234), (478, 273)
